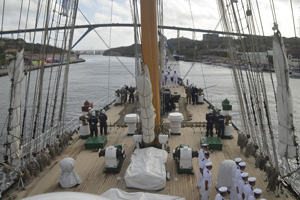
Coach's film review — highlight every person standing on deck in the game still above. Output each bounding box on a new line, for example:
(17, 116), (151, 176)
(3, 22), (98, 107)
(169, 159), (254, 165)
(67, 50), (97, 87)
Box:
(198, 144), (209, 163)
(200, 162), (213, 200)
(172, 71), (178, 87)
(198, 151), (210, 187)
(120, 86), (127, 105)
(248, 188), (262, 200)
(166, 72), (172, 88)
(244, 177), (256, 200)
(99, 110), (108, 136)
(215, 187), (228, 200)
(217, 111), (226, 138)
(128, 86), (135, 103)
(231, 158), (242, 199)
(161, 71), (166, 87)
(237, 172), (248, 200)
(206, 109), (214, 137)
(234, 162), (246, 200)
(88, 113), (98, 137)
(192, 85), (199, 105)
(185, 85), (192, 104)
(167, 66), (172, 73)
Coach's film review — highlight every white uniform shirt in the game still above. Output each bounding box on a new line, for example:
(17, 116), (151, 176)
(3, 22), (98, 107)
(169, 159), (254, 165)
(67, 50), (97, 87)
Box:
(215, 194), (225, 200)
(237, 179), (246, 195)
(198, 149), (205, 163)
(232, 165), (240, 181)
(167, 73), (171, 81)
(201, 168), (212, 188)
(199, 157), (210, 169)
(173, 73), (178, 80)
(243, 184), (253, 200)
(167, 67), (171, 73)
(234, 168), (242, 184)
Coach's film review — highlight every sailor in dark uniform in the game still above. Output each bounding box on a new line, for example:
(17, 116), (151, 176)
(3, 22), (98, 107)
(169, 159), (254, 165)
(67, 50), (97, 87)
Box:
(217, 111), (226, 138)
(88, 113), (98, 137)
(215, 187), (228, 200)
(128, 86), (135, 103)
(192, 85), (199, 105)
(99, 110), (108, 136)
(206, 109), (214, 137)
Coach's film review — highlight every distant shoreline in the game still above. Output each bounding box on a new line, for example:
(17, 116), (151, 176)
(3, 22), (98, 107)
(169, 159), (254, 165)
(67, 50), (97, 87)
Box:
(0, 58), (85, 77)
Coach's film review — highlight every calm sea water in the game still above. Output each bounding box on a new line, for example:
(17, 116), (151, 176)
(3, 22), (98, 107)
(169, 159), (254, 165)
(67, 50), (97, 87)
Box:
(0, 54), (299, 151)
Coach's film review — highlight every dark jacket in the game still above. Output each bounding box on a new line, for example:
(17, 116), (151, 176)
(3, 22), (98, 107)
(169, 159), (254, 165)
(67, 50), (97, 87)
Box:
(99, 113), (108, 125)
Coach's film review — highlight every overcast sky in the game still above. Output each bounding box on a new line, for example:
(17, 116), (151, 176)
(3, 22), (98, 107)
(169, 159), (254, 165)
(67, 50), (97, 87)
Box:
(1, 0), (300, 50)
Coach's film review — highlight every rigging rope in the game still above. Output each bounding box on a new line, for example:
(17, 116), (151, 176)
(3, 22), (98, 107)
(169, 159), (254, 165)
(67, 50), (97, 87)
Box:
(107, 0), (114, 104)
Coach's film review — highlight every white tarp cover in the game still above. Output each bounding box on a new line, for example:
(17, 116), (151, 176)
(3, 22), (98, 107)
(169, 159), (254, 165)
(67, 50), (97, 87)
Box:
(22, 192), (110, 200)
(215, 160), (235, 189)
(101, 188), (185, 200)
(273, 31), (297, 158)
(59, 158), (82, 188)
(124, 147), (168, 190)
(7, 49), (24, 160)
(136, 66), (155, 143)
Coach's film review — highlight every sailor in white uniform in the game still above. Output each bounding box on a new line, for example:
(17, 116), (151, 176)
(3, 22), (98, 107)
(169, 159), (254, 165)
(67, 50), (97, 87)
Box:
(244, 177), (256, 200)
(166, 72), (172, 88)
(248, 188), (262, 200)
(167, 66), (172, 73)
(198, 151), (210, 187)
(231, 158), (242, 199)
(200, 162), (212, 200)
(198, 144), (208, 163)
(215, 187), (228, 200)
(234, 162), (246, 184)
(237, 172), (248, 200)
(161, 71), (166, 87)
(172, 71), (178, 87)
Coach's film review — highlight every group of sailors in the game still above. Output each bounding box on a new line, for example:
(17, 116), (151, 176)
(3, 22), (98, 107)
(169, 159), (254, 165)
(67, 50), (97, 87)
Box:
(184, 84), (204, 105)
(206, 109), (226, 138)
(86, 108), (108, 137)
(161, 66), (179, 88)
(115, 85), (135, 105)
(197, 144), (265, 200)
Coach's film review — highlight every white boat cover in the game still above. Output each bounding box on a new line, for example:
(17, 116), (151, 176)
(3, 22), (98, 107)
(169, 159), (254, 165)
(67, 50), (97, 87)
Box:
(22, 192), (110, 200)
(101, 188), (185, 200)
(7, 49), (24, 160)
(136, 66), (155, 143)
(59, 158), (82, 188)
(124, 147), (168, 190)
(273, 31), (297, 158)
(215, 160), (235, 189)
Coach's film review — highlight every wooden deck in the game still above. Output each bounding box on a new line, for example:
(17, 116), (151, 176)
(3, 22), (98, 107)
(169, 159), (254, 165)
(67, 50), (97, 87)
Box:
(4, 86), (295, 200)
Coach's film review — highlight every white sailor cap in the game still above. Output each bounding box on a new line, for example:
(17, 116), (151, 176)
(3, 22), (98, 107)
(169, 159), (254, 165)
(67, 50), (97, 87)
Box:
(235, 158), (242, 163)
(209, 109), (213, 113)
(248, 177), (256, 182)
(219, 187), (227, 193)
(241, 172), (249, 178)
(260, 199), (267, 200)
(254, 188), (262, 194)
(204, 151), (210, 155)
(239, 162), (246, 167)
(202, 143), (208, 147)
(205, 162), (212, 167)
(88, 107), (92, 110)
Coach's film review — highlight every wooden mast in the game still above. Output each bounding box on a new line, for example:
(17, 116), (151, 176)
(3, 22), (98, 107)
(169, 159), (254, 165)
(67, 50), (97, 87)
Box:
(140, 0), (161, 133)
